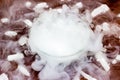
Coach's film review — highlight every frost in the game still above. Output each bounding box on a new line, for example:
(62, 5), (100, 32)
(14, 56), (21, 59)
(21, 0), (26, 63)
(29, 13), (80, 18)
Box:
(33, 2), (49, 13)
(25, 1), (32, 8)
(91, 4), (109, 17)
(74, 2), (83, 9)
(4, 31), (17, 37)
(0, 73), (9, 80)
(18, 36), (28, 46)
(95, 52), (110, 71)
(1, 18), (9, 23)
(7, 52), (24, 61)
(102, 22), (110, 31)
(80, 71), (97, 80)
(23, 19), (33, 27)
(117, 13), (120, 17)
(116, 55), (120, 61)
(17, 65), (30, 76)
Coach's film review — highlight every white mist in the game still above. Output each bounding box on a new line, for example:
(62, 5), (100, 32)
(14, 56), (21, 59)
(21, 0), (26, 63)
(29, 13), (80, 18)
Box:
(28, 4), (105, 80)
